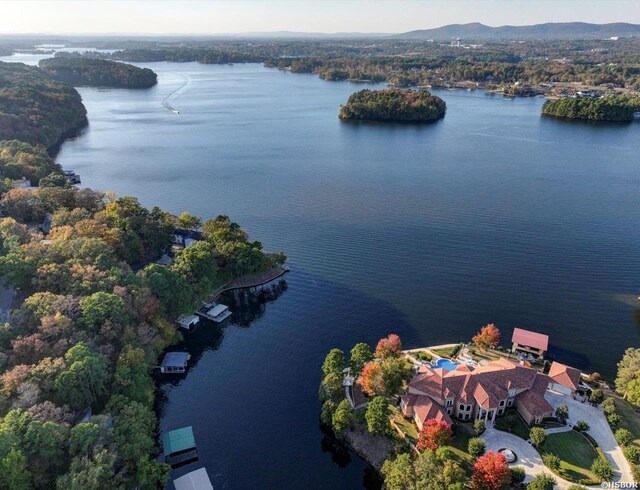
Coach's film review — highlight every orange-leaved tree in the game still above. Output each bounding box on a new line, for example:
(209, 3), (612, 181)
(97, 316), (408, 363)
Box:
(416, 419), (453, 451)
(471, 451), (511, 490)
(472, 323), (500, 350)
(374, 334), (402, 359)
(360, 361), (384, 396)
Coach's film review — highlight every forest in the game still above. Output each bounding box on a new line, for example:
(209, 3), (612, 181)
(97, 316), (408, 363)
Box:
(39, 58), (157, 89)
(339, 89), (446, 122)
(542, 95), (640, 122)
(0, 62), (87, 149)
(0, 60), (285, 489)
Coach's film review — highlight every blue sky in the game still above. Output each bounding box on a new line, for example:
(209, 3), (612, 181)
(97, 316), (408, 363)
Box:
(2, 0), (640, 34)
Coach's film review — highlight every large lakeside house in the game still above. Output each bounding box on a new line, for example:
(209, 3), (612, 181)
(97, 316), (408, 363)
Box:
(400, 357), (581, 430)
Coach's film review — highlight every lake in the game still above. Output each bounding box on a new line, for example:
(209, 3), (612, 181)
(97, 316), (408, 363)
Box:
(5, 57), (640, 488)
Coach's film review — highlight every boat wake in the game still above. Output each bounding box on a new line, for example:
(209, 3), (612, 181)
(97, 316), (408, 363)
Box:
(162, 73), (191, 114)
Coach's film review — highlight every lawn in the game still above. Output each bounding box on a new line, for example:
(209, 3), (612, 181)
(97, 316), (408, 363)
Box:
(467, 348), (500, 362)
(388, 405), (418, 443)
(494, 409), (530, 440)
(614, 397), (640, 445)
(542, 430), (600, 483)
(447, 421), (476, 472)
(431, 344), (462, 359)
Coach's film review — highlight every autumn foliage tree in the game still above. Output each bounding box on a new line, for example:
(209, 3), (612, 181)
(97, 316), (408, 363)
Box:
(472, 324), (500, 350)
(417, 419), (453, 451)
(360, 361), (384, 396)
(374, 334), (402, 359)
(471, 451), (511, 490)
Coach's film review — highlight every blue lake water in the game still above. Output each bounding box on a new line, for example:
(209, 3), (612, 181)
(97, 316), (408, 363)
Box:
(5, 57), (640, 488)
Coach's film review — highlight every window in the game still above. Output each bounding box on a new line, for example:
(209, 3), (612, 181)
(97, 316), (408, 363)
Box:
(499, 400), (505, 407)
(459, 404), (464, 410)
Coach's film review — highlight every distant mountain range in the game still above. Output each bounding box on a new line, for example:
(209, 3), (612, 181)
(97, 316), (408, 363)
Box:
(394, 22), (640, 40)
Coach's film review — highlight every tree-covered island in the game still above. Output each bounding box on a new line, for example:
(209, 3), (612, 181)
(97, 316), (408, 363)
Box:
(39, 58), (158, 89)
(339, 89), (446, 123)
(542, 95), (640, 122)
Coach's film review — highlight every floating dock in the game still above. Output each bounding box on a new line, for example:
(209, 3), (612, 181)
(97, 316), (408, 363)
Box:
(196, 302), (232, 323)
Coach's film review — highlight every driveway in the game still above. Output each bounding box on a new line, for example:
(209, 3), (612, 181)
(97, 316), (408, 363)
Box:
(482, 428), (576, 489)
(545, 390), (634, 484)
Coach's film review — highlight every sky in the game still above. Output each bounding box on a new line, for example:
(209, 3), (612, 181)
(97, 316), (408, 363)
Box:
(2, 0), (640, 35)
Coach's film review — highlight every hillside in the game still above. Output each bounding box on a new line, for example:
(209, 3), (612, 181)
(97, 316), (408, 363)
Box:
(396, 22), (640, 40)
(0, 61), (87, 149)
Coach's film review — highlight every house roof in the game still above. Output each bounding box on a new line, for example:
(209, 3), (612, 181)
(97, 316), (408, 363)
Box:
(173, 468), (213, 490)
(207, 304), (228, 317)
(511, 328), (549, 351)
(548, 361), (581, 391)
(408, 358), (542, 410)
(162, 426), (196, 456)
(161, 352), (189, 368)
(401, 394), (452, 426)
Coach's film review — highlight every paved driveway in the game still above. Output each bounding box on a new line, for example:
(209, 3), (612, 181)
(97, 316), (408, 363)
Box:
(482, 428), (576, 488)
(545, 390), (634, 484)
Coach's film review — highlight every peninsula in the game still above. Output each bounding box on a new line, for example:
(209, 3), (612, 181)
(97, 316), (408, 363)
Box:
(339, 89), (446, 123)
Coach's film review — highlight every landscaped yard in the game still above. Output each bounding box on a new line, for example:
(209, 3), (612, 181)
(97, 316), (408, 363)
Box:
(467, 348), (500, 362)
(494, 409), (530, 440)
(542, 430), (600, 483)
(447, 421), (475, 471)
(431, 344), (462, 359)
(389, 405), (418, 443)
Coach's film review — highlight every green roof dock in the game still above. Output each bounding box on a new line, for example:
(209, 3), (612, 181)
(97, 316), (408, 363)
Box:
(162, 426), (198, 467)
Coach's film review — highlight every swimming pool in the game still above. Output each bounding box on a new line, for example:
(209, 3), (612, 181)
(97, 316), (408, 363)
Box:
(434, 358), (460, 370)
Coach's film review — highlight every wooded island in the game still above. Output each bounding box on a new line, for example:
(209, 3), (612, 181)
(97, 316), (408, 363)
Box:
(339, 89), (446, 123)
(39, 58), (158, 89)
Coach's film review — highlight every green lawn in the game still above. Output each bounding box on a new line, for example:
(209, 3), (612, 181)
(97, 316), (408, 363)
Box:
(431, 344), (462, 359)
(614, 397), (640, 445)
(389, 405), (418, 443)
(467, 348), (500, 362)
(542, 430), (600, 483)
(494, 409), (530, 440)
(447, 422), (475, 472)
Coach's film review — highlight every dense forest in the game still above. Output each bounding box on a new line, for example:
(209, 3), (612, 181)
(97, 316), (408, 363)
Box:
(0, 61), (285, 488)
(339, 89), (446, 123)
(542, 95), (640, 122)
(39, 58), (157, 89)
(0, 62), (87, 149)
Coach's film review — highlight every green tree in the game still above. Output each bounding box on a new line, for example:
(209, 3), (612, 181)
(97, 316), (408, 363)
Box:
(510, 466), (526, 485)
(381, 453), (417, 490)
(320, 400), (338, 426)
(331, 399), (354, 437)
(322, 348), (346, 377)
(415, 448), (466, 490)
(24, 419), (68, 463)
(591, 458), (614, 482)
(349, 342), (372, 374)
(135, 456), (170, 490)
(365, 396), (390, 436)
(574, 420), (590, 432)
(170, 241), (219, 296)
(69, 422), (101, 456)
(176, 211), (202, 231)
(529, 427), (547, 447)
(624, 445), (640, 464)
(468, 437), (486, 458)
(112, 346), (154, 407)
(319, 372), (344, 403)
(474, 419), (486, 436)
(527, 474), (556, 490)
(616, 348), (640, 401)
(55, 343), (108, 411)
(542, 453), (561, 470)
(615, 428), (633, 446)
(381, 356), (409, 396)
(79, 292), (126, 331)
(56, 450), (121, 490)
(112, 401), (156, 464)
(590, 389), (604, 404)
(0, 448), (32, 490)
(140, 264), (193, 317)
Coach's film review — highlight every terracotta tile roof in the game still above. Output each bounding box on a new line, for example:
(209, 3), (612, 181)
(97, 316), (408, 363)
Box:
(512, 328), (549, 351)
(409, 358), (541, 409)
(403, 394), (452, 427)
(548, 362), (581, 391)
(516, 388), (553, 416)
